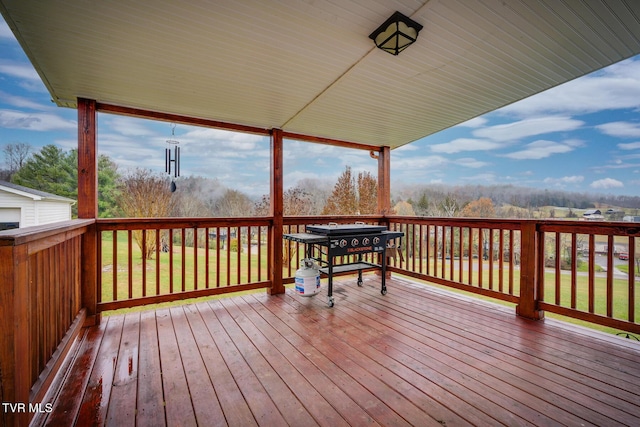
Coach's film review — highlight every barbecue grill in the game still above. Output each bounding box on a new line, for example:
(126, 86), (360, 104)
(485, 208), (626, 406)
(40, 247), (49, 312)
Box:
(284, 223), (403, 306)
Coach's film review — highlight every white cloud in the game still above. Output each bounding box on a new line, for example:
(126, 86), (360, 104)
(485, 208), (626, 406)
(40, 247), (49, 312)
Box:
(543, 176), (584, 185)
(0, 109), (76, 131)
(618, 142), (640, 150)
(430, 138), (502, 153)
(393, 155), (449, 169)
(456, 157), (489, 168)
(503, 139), (582, 160)
(0, 61), (40, 81)
(590, 178), (624, 189)
(104, 116), (158, 137)
(499, 58), (640, 117)
(460, 173), (496, 182)
(456, 117), (488, 128)
(472, 116), (583, 142)
(597, 121), (640, 138)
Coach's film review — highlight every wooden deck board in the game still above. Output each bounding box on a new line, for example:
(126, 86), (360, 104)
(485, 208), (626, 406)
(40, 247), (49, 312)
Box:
(37, 276), (640, 426)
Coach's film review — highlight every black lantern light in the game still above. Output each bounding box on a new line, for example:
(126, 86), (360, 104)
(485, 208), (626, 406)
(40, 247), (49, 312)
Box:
(369, 11), (423, 56)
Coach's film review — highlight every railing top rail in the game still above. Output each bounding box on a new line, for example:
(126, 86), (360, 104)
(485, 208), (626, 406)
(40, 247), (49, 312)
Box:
(96, 217), (273, 230)
(284, 215), (384, 225)
(385, 216), (525, 229)
(0, 219), (95, 247)
(536, 219), (640, 236)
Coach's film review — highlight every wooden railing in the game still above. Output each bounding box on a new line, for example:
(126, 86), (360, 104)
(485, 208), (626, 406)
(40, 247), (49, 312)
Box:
(536, 220), (639, 333)
(386, 217), (640, 334)
(95, 218), (272, 311)
(0, 219), (93, 427)
(386, 217), (523, 304)
(1, 215), (638, 427)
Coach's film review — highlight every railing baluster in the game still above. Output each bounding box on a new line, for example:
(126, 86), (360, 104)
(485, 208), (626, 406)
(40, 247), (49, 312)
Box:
(555, 232), (561, 305)
(588, 234), (595, 313)
(113, 230), (118, 301)
(478, 228), (484, 288)
(226, 226), (231, 286)
(169, 229), (174, 294)
(629, 236), (636, 323)
(498, 229), (504, 293)
(155, 228), (161, 296)
(128, 230), (133, 299)
(570, 233), (577, 309)
(205, 227), (210, 289)
(141, 229), (147, 297)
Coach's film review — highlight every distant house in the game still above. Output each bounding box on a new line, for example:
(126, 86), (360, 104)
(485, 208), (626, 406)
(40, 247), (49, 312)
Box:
(623, 215), (640, 223)
(582, 209), (604, 221)
(0, 181), (75, 230)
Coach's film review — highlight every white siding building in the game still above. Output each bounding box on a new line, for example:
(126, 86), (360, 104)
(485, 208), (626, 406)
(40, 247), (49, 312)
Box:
(0, 181), (75, 230)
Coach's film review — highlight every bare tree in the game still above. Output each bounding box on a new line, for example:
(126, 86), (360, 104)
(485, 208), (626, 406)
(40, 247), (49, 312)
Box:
(118, 168), (176, 259)
(3, 142), (33, 177)
(214, 189), (254, 217)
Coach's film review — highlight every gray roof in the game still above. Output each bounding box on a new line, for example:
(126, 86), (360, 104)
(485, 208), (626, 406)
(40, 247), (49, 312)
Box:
(0, 180), (76, 203)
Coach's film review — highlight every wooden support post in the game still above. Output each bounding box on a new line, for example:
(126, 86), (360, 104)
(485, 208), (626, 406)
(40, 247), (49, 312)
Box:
(377, 146), (391, 216)
(268, 129), (285, 295)
(77, 98), (100, 326)
(0, 245), (30, 427)
(376, 146), (392, 277)
(516, 221), (544, 320)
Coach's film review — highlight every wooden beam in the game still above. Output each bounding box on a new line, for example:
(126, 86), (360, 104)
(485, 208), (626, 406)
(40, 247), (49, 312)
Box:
(97, 103), (270, 136)
(77, 98), (100, 326)
(282, 131), (380, 152)
(269, 129), (285, 295)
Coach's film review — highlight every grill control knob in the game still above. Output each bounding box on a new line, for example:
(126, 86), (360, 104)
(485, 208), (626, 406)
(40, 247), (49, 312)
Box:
(373, 237), (380, 245)
(339, 239), (347, 248)
(351, 238), (359, 246)
(362, 237), (370, 245)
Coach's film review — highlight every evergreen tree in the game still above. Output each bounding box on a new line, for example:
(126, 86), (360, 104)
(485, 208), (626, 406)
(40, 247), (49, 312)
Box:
(12, 144), (76, 200)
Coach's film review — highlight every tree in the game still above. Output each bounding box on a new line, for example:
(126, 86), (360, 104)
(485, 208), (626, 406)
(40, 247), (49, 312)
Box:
(118, 168), (176, 259)
(3, 142), (32, 178)
(461, 197), (495, 218)
(357, 171), (377, 214)
(393, 200), (415, 216)
(214, 189), (254, 217)
(11, 144), (76, 201)
(98, 154), (122, 217)
(322, 166), (358, 215)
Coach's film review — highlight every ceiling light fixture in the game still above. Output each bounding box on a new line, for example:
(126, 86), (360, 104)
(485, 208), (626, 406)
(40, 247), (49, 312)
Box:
(369, 11), (423, 56)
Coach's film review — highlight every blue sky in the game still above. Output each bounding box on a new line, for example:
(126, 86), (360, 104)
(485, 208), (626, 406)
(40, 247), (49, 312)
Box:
(2, 17), (640, 198)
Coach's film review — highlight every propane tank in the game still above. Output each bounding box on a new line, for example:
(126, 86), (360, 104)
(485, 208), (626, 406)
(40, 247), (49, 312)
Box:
(295, 258), (321, 297)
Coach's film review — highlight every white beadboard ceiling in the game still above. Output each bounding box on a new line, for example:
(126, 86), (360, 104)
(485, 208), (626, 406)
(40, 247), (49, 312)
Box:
(2, 0), (640, 149)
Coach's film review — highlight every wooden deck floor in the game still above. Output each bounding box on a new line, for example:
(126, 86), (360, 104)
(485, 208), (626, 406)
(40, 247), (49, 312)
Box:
(37, 276), (640, 426)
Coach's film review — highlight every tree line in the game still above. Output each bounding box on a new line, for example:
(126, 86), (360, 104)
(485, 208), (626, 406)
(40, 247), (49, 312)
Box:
(1, 143), (379, 219)
(3, 142), (638, 221)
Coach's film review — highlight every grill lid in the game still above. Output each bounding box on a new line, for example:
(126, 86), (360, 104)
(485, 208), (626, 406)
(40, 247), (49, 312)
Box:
(306, 223), (387, 235)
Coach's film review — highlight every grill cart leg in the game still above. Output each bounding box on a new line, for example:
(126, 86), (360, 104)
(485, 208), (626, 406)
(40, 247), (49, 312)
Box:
(381, 249), (387, 295)
(357, 254), (363, 287)
(327, 259), (334, 307)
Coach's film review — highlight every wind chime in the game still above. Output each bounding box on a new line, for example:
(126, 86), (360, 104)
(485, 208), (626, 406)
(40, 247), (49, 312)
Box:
(165, 123), (180, 192)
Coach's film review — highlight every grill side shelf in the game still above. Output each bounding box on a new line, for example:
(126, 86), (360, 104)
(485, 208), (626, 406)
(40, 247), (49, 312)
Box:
(319, 262), (380, 275)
